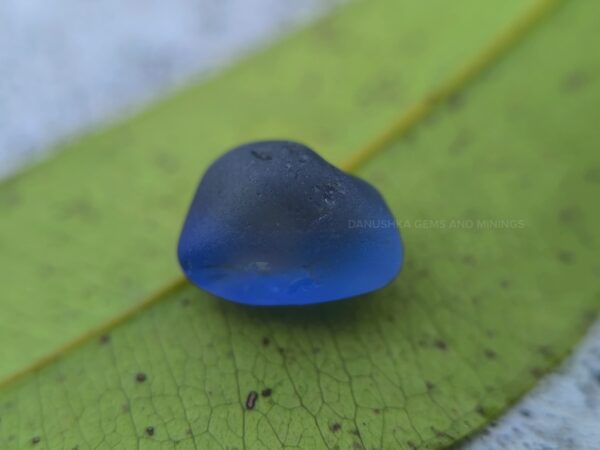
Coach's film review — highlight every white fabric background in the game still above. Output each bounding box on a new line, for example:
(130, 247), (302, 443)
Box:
(1, 1), (598, 448)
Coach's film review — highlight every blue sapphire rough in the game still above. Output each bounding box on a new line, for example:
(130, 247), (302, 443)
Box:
(177, 141), (403, 306)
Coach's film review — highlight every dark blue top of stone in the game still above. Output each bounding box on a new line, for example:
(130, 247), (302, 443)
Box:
(177, 141), (403, 306)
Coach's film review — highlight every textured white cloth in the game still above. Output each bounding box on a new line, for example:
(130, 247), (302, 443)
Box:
(0, 0), (336, 177)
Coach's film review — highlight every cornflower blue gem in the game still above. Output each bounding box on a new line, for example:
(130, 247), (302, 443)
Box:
(178, 141), (402, 305)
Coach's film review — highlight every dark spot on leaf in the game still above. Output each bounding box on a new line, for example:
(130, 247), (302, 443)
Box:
(251, 150), (272, 161)
(246, 391), (258, 410)
(261, 388), (272, 397)
(122, 404), (130, 413)
(584, 167), (600, 183)
(500, 279), (510, 289)
(558, 206), (581, 224)
(557, 250), (574, 265)
(520, 409), (532, 418)
(431, 427), (453, 440)
(484, 349), (497, 359)
(447, 92), (465, 110)
(561, 71), (590, 93)
(329, 423), (342, 433)
(426, 381), (435, 391)
(434, 339), (447, 351)
(261, 337), (270, 347)
(277, 346), (286, 355)
(352, 441), (364, 450)
(530, 367), (543, 377)
(476, 404), (486, 416)
(181, 298), (190, 307)
(407, 441), (418, 450)
(32, 436), (41, 445)
(312, 346), (321, 354)
(373, 408), (381, 414)
(582, 308), (597, 327)
(99, 334), (111, 345)
(462, 255), (476, 265)
(60, 199), (97, 221)
(135, 372), (147, 383)
(146, 426), (155, 436)
(414, 268), (430, 279)
(155, 154), (179, 173)
(351, 428), (361, 437)
(186, 428), (193, 436)
(538, 345), (554, 358)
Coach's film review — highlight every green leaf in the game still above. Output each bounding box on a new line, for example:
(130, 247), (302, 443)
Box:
(1, 0), (599, 449)
(0, 0), (535, 381)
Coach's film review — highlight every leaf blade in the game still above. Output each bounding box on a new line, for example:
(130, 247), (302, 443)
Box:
(0, 0), (537, 380)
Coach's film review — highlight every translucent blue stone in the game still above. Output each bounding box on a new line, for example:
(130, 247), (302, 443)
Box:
(177, 141), (403, 306)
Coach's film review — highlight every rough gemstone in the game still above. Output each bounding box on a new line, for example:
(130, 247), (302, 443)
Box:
(177, 141), (403, 306)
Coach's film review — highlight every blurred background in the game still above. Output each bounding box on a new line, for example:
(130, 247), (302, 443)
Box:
(0, 0), (340, 177)
(1, 1), (598, 449)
